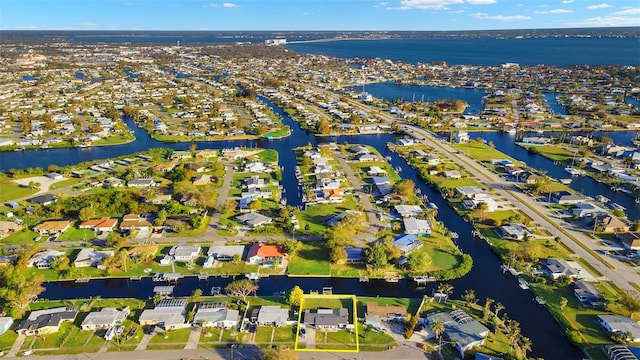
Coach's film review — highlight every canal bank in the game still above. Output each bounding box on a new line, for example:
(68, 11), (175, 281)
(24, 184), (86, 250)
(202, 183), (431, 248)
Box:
(3, 98), (583, 359)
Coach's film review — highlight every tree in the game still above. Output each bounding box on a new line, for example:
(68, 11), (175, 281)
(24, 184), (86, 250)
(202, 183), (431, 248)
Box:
(431, 319), (445, 355)
(280, 239), (301, 257)
(329, 247), (347, 263)
(0, 266), (45, 318)
(225, 279), (259, 303)
(231, 254), (241, 265)
(483, 297), (494, 322)
(462, 289), (477, 306)
(189, 288), (203, 303)
(406, 250), (431, 271)
(286, 285), (304, 307)
(364, 242), (388, 269)
(619, 290), (640, 314)
(494, 302), (505, 319)
(249, 200), (262, 212)
(393, 179), (415, 198)
(518, 336), (532, 359)
(437, 283), (454, 300)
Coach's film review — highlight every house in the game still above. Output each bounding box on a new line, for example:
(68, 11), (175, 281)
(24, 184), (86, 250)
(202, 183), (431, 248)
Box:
(186, 163), (208, 173)
(572, 203), (608, 218)
(303, 308), (350, 329)
(4, 201), (19, 209)
(103, 177), (124, 187)
(367, 166), (387, 176)
(573, 280), (604, 308)
(78, 217), (118, 233)
(426, 310), (490, 356)
(0, 317), (13, 335)
(244, 175), (267, 189)
(245, 162), (267, 173)
(442, 170), (462, 179)
(138, 299), (187, 330)
(33, 220), (72, 235)
(192, 174), (212, 185)
(127, 177), (157, 188)
(246, 243), (285, 265)
(393, 234), (423, 255)
(394, 204), (424, 218)
(207, 245), (245, 261)
(495, 223), (532, 240)
(552, 191), (584, 205)
(365, 302), (406, 323)
(453, 131), (470, 143)
(150, 194), (172, 205)
(358, 153), (378, 162)
(28, 250), (65, 269)
(235, 212), (273, 228)
(344, 247), (364, 264)
(81, 308), (130, 330)
(425, 154), (440, 166)
(74, 248), (114, 268)
(119, 214), (153, 230)
(46, 172), (63, 180)
(169, 244), (201, 262)
(256, 306), (289, 326)
(543, 258), (581, 279)
(17, 307), (78, 336)
(616, 232), (640, 250)
(605, 345), (639, 360)
(396, 138), (414, 146)
(455, 186), (487, 200)
(597, 315), (640, 342)
(0, 221), (22, 236)
(597, 215), (629, 233)
(194, 302), (239, 328)
(325, 210), (359, 227)
(403, 217), (432, 236)
(241, 187), (272, 200)
(28, 194), (58, 206)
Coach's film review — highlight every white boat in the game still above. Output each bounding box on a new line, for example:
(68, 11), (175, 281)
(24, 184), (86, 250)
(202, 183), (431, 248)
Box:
(564, 167), (585, 176)
(595, 195), (610, 203)
(610, 203), (626, 212)
(560, 178), (572, 184)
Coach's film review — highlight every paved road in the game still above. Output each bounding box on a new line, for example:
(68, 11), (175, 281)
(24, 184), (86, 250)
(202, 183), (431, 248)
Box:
(403, 123), (638, 291)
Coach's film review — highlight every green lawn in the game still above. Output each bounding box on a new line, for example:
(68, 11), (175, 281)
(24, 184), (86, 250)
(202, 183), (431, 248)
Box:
(148, 328), (191, 344)
(453, 142), (519, 163)
(93, 132), (135, 146)
(254, 326), (274, 343)
(58, 227), (96, 242)
(525, 144), (575, 162)
(0, 330), (18, 352)
(255, 149), (278, 163)
(0, 180), (39, 201)
(1, 229), (40, 245)
(287, 243), (331, 276)
(273, 325), (296, 342)
(298, 195), (359, 235)
(49, 178), (83, 190)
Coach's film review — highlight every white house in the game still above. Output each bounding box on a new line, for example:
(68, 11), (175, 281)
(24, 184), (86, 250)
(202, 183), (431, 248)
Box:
(74, 248), (114, 268)
(403, 218), (432, 236)
(597, 315), (640, 342)
(194, 302), (239, 328)
(81, 308), (130, 330)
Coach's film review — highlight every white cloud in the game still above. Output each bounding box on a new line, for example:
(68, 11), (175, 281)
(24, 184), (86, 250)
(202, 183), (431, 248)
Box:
(448, 9), (465, 13)
(472, 12), (531, 21)
(611, 8), (640, 16)
(587, 3), (611, 10)
(562, 0), (574, 3)
(373, 2), (390, 8)
(582, 15), (640, 26)
(466, 0), (496, 4)
(222, 2), (237, 7)
(535, 9), (573, 14)
(81, 22), (98, 27)
(397, 0), (464, 10)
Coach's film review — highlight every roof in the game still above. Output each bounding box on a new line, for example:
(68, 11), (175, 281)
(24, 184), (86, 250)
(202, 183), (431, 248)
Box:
(235, 212), (272, 227)
(247, 243), (285, 259)
(18, 307), (78, 332)
(33, 220), (71, 232)
(303, 308), (349, 327)
(207, 245), (245, 258)
(194, 303), (239, 324)
(344, 247), (363, 260)
(426, 310), (489, 352)
(79, 217), (118, 229)
(81, 308), (129, 328)
(257, 306), (288, 324)
(28, 194), (58, 204)
(598, 315), (640, 339)
(366, 302), (406, 318)
(403, 218), (432, 233)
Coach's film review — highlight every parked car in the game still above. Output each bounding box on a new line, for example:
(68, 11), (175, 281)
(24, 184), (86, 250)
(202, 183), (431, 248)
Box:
(145, 325), (155, 335)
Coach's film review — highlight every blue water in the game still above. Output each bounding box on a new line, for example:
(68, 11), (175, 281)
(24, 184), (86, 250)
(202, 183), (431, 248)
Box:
(541, 92), (568, 115)
(125, 70), (138, 79)
(74, 72), (87, 79)
(356, 82), (485, 114)
(287, 38), (640, 66)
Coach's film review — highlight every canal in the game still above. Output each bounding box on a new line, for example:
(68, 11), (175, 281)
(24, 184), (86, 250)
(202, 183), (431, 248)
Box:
(0, 97), (587, 358)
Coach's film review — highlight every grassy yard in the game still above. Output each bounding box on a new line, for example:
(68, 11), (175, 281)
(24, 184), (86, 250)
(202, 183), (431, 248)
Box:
(148, 328), (191, 344)
(1, 229), (40, 245)
(526, 144), (575, 162)
(0, 180), (39, 201)
(255, 149), (278, 163)
(57, 227), (96, 242)
(49, 178), (83, 190)
(0, 330), (18, 352)
(453, 141), (520, 163)
(254, 326), (274, 343)
(287, 243), (331, 276)
(297, 195), (359, 235)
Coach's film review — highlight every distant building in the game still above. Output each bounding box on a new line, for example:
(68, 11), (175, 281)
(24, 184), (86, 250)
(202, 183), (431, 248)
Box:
(33, 220), (71, 235)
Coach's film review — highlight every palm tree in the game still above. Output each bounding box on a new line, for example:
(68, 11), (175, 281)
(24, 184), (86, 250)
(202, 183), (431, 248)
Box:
(430, 320), (445, 355)
(437, 283), (454, 301)
(482, 297), (494, 322)
(494, 302), (505, 319)
(518, 336), (532, 359)
(462, 289), (477, 306)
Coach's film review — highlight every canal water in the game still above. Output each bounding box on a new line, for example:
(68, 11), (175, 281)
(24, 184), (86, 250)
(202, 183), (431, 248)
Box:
(1, 97), (585, 359)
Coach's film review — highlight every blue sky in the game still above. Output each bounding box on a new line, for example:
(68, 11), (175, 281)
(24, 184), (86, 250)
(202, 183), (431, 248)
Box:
(1, 0), (639, 31)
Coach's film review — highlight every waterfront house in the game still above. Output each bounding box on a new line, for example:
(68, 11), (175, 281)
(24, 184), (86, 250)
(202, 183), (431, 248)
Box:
(235, 212), (273, 228)
(325, 210), (359, 227)
(246, 243), (285, 265)
(28, 250), (65, 269)
(552, 191), (584, 205)
(425, 154), (440, 166)
(207, 245), (245, 262)
(0, 317), (13, 335)
(17, 307), (78, 336)
(78, 217), (118, 233)
(455, 186), (487, 200)
(597, 315), (640, 342)
(244, 175), (267, 189)
(597, 215), (629, 233)
(81, 308), (130, 330)
(364, 302), (406, 329)
(73, 248), (114, 268)
(33, 220), (71, 235)
(572, 203), (608, 218)
(367, 166), (387, 176)
(245, 162), (268, 173)
(344, 247), (364, 264)
(169, 244), (201, 262)
(453, 131), (469, 143)
(543, 258), (581, 280)
(573, 280), (604, 308)
(426, 310), (490, 356)
(357, 153), (378, 162)
(194, 302), (239, 329)
(138, 299), (187, 330)
(303, 308), (350, 329)
(403, 217), (432, 236)
(442, 170), (462, 179)
(495, 223), (532, 240)
(256, 306), (289, 326)
(396, 138), (414, 146)
(393, 234), (423, 255)
(394, 204), (424, 218)
(127, 177), (157, 188)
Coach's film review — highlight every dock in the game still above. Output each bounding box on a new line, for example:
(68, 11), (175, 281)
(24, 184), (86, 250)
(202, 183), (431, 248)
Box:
(359, 276), (369, 282)
(413, 276), (436, 285)
(152, 272), (183, 283)
(384, 272), (400, 283)
(245, 273), (260, 280)
(322, 287), (333, 295)
(74, 277), (90, 283)
(153, 286), (174, 296)
(210, 286), (221, 296)
(197, 273), (209, 281)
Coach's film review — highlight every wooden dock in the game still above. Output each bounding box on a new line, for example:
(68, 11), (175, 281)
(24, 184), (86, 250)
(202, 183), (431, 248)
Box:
(413, 276), (435, 285)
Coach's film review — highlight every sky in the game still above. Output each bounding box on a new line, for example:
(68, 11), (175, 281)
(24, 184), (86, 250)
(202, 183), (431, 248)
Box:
(1, 0), (639, 31)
